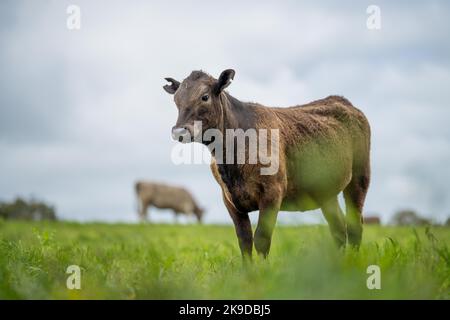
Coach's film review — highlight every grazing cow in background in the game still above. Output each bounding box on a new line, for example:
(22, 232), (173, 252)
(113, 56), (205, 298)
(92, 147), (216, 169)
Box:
(363, 216), (381, 225)
(163, 69), (371, 259)
(135, 181), (204, 223)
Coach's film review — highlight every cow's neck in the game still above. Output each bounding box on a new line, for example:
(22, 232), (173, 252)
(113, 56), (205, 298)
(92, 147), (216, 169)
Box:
(211, 93), (258, 195)
(221, 93), (257, 131)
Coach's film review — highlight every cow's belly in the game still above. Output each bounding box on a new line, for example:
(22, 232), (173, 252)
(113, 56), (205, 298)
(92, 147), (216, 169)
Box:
(283, 147), (353, 210)
(280, 193), (322, 212)
(152, 197), (192, 213)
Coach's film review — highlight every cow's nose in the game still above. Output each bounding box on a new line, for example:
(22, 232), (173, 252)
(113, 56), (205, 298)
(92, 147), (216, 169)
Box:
(171, 127), (190, 141)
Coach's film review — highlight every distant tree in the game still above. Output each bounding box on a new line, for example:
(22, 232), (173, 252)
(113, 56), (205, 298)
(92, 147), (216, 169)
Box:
(391, 209), (431, 226)
(445, 217), (450, 227)
(0, 198), (57, 221)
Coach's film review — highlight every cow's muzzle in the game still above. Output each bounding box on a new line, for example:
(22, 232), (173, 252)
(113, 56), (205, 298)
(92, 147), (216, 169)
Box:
(171, 126), (192, 143)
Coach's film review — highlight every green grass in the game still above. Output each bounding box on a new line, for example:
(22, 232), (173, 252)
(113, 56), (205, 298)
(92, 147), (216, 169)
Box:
(0, 220), (448, 299)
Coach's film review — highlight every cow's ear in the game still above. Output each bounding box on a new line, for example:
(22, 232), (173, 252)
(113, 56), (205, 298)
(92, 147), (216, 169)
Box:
(214, 69), (235, 94)
(163, 77), (180, 94)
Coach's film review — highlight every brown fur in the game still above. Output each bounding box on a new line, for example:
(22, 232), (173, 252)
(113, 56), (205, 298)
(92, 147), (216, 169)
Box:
(164, 70), (371, 258)
(135, 181), (204, 223)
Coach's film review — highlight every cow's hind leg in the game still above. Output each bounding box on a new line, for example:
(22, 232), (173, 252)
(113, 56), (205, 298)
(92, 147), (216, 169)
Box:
(321, 196), (347, 248)
(343, 173), (370, 248)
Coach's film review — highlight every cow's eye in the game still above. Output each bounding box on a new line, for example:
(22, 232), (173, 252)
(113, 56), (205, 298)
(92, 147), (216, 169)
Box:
(201, 94), (209, 102)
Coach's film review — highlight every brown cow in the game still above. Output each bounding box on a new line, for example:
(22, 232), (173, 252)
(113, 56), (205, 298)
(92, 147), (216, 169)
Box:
(135, 181), (204, 223)
(163, 69), (371, 259)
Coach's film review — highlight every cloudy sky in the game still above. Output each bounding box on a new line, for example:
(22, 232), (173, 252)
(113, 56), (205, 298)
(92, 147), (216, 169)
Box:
(1, 0), (449, 224)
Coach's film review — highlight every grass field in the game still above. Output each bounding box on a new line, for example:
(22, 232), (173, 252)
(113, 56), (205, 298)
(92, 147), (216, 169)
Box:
(0, 220), (449, 299)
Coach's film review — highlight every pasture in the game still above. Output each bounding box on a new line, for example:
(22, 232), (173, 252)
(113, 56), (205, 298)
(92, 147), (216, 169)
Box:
(0, 220), (448, 299)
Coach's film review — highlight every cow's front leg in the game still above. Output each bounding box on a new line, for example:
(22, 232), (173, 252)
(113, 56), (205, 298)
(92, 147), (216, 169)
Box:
(223, 193), (253, 260)
(254, 197), (281, 258)
(139, 203), (148, 222)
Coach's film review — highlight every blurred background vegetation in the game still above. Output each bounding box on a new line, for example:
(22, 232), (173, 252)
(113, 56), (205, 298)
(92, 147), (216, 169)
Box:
(2, 196), (449, 227)
(0, 198), (57, 221)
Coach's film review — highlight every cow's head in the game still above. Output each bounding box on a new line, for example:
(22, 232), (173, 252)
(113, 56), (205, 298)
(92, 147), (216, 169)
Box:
(163, 69), (235, 143)
(194, 206), (205, 223)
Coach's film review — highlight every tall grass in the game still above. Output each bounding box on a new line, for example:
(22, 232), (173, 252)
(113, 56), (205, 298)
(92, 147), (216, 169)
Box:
(0, 220), (448, 299)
